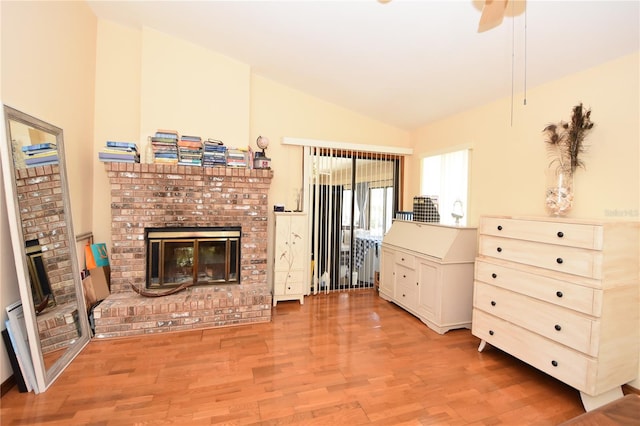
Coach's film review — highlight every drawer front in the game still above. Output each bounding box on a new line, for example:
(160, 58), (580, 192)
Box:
(479, 235), (602, 279)
(395, 280), (418, 307)
(275, 269), (305, 285)
(480, 217), (602, 250)
(284, 280), (304, 294)
(395, 251), (415, 269)
(474, 282), (597, 355)
(472, 309), (594, 393)
(273, 280), (303, 295)
(475, 259), (601, 316)
(395, 264), (416, 288)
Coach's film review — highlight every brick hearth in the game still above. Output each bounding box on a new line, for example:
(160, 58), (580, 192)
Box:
(93, 163), (273, 338)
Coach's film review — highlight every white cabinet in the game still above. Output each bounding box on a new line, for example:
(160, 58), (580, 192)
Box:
(379, 220), (477, 334)
(273, 212), (309, 306)
(472, 216), (639, 411)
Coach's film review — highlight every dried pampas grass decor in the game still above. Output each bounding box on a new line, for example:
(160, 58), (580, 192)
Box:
(543, 103), (595, 174)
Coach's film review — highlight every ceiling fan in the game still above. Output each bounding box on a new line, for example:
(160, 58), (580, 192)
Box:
(474, 0), (526, 33)
(377, 0), (526, 34)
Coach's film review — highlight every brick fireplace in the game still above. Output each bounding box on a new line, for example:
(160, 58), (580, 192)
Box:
(93, 163), (273, 338)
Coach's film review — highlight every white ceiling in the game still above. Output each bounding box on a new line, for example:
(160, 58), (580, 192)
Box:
(87, 1), (639, 130)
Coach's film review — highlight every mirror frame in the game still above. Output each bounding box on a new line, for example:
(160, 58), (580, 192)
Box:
(1, 105), (90, 393)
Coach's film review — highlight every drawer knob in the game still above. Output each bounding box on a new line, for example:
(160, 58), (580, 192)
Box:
(491, 273), (497, 279)
(554, 324), (562, 331)
(556, 291), (563, 298)
(551, 360), (558, 367)
(402, 293), (406, 297)
(403, 274), (407, 278)
(401, 257), (405, 261)
(489, 330), (494, 336)
(497, 247), (502, 253)
(557, 231), (564, 238)
(556, 257), (563, 264)
(497, 225), (503, 231)
(490, 300), (496, 306)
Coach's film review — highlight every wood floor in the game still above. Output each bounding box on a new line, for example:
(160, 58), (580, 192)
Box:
(1, 289), (591, 425)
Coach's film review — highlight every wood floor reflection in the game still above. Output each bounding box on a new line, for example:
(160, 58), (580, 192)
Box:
(1, 289), (589, 425)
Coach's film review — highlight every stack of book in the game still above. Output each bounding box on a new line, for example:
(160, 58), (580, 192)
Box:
(98, 141), (140, 163)
(151, 130), (179, 164)
(177, 135), (203, 166)
(22, 143), (58, 167)
(226, 147), (249, 168)
(202, 139), (227, 167)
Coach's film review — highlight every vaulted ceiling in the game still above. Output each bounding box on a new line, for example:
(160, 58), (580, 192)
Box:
(87, 1), (639, 130)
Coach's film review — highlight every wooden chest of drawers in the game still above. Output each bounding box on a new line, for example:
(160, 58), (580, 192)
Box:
(472, 216), (639, 411)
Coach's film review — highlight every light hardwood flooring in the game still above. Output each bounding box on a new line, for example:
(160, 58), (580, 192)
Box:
(1, 289), (594, 425)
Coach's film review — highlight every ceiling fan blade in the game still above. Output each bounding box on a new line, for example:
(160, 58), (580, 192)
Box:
(478, 0), (509, 33)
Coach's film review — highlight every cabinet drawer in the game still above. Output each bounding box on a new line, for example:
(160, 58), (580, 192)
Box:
(472, 309), (594, 393)
(474, 282), (597, 355)
(396, 264), (416, 287)
(395, 252), (415, 269)
(479, 235), (602, 279)
(480, 217), (602, 250)
(475, 259), (601, 315)
(395, 280), (418, 306)
(274, 279), (303, 295)
(274, 269), (305, 284)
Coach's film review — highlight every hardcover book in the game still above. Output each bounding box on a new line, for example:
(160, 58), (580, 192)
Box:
(21, 142), (56, 152)
(106, 141), (139, 151)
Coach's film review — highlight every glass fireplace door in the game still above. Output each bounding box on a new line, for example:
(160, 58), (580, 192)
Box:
(197, 239), (238, 284)
(147, 228), (241, 289)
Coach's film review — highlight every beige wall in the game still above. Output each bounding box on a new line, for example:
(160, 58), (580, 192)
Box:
(1, 1), (639, 390)
(409, 52), (640, 226)
(250, 74), (411, 212)
(92, 24), (253, 246)
(92, 24), (411, 247)
(408, 52), (640, 386)
(0, 1), (97, 383)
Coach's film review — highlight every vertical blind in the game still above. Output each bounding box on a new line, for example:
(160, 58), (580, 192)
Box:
(305, 147), (401, 295)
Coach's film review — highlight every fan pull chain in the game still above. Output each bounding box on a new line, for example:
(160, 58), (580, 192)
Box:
(510, 0), (515, 127)
(523, 6), (528, 106)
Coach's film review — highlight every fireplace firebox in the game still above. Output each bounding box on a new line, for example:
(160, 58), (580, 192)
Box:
(145, 227), (241, 289)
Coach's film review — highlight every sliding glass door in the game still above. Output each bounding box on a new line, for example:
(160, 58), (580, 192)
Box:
(308, 148), (401, 293)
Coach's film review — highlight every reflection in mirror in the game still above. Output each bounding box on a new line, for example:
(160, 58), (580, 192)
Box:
(1, 105), (90, 392)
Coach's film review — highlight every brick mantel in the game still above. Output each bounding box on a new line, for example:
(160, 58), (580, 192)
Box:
(94, 163), (273, 338)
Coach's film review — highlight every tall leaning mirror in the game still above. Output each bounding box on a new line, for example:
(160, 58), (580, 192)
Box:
(1, 105), (90, 393)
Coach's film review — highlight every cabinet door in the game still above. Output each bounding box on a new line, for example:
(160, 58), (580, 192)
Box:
(418, 260), (438, 322)
(274, 215), (307, 271)
(274, 216), (292, 270)
(380, 246), (395, 295)
(288, 215), (307, 269)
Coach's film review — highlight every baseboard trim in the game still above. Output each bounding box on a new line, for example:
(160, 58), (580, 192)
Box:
(1, 375), (16, 397)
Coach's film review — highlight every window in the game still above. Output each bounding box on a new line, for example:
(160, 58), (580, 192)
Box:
(421, 148), (470, 226)
(368, 185), (394, 236)
(342, 189), (354, 225)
